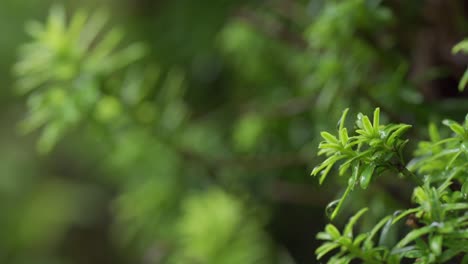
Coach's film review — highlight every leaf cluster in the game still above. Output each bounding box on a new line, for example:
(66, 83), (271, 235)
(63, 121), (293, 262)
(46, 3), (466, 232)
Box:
(314, 109), (468, 263)
(312, 108), (414, 219)
(14, 6), (147, 152)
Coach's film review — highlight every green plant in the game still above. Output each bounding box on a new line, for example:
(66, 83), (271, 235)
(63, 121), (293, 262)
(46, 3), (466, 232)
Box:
(13, 6), (275, 263)
(313, 108), (468, 263)
(452, 39), (468, 91)
(8, 1), (468, 263)
(14, 5), (147, 153)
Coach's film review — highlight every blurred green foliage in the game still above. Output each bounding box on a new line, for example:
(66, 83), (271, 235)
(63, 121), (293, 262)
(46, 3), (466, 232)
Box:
(0, 0), (467, 263)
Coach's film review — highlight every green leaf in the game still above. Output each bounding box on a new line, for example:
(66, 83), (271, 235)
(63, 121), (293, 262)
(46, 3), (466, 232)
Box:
(428, 123), (440, 142)
(316, 242), (340, 260)
(353, 233), (368, 247)
(386, 124), (411, 145)
(326, 224), (341, 240)
(312, 154), (346, 183)
(316, 231), (332, 241)
(338, 108), (350, 131)
(442, 203), (468, 211)
(446, 151), (462, 169)
(311, 155), (337, 176)
(348, 162), (360, 189)
(429, 235), (442, 256)
(364, 215), (392, 249)
(378, 216), (394, 247)
(330, 184), (353, 220)
(319, 164), (334, 184)
(442, 119), (465, 137)
(462, 181), (468, 197)
(439, 248), (467, 263)
(339, 161), (352, 176)
(394, 225), (434, 249)
(373, 107), (380, 132)
(80, 9), (109, 49)
(318, 143), (341, 156)
(330, 255), (353, 264)
(459, 69), (468, 92)
(356, 113), (364, 129)
(321, 131), (339, 144)
(437, 168), (462, 193)
(428, 187), (443, 221)
(339, 128), (349, 146)
(343, 208), (368, 238)
(452, 39), (468, 53)
(336, 236), (352, 247)
(67, 10), (88, 42)
(359, 163), (375, 189)
(362, 115), (374, 135)
(48, 5), (66, 37)
(465, 113), (468, 130)
(37, 122), (64, 153)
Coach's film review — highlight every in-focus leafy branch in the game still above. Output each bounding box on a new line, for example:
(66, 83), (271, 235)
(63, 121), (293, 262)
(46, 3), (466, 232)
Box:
(313, 108), (468, 263)
(312, 108), (419, 219)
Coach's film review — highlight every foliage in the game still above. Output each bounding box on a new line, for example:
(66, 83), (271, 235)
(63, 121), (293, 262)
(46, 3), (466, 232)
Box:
(172, 189), (271, 263)
(2, 0), (468, 263)
(12, 6), (275, 264)
(14, 5), (147, 153)
(452, 39), (468, 91)
(312, 108), (417, 219)
(314, 108), (468, 263)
